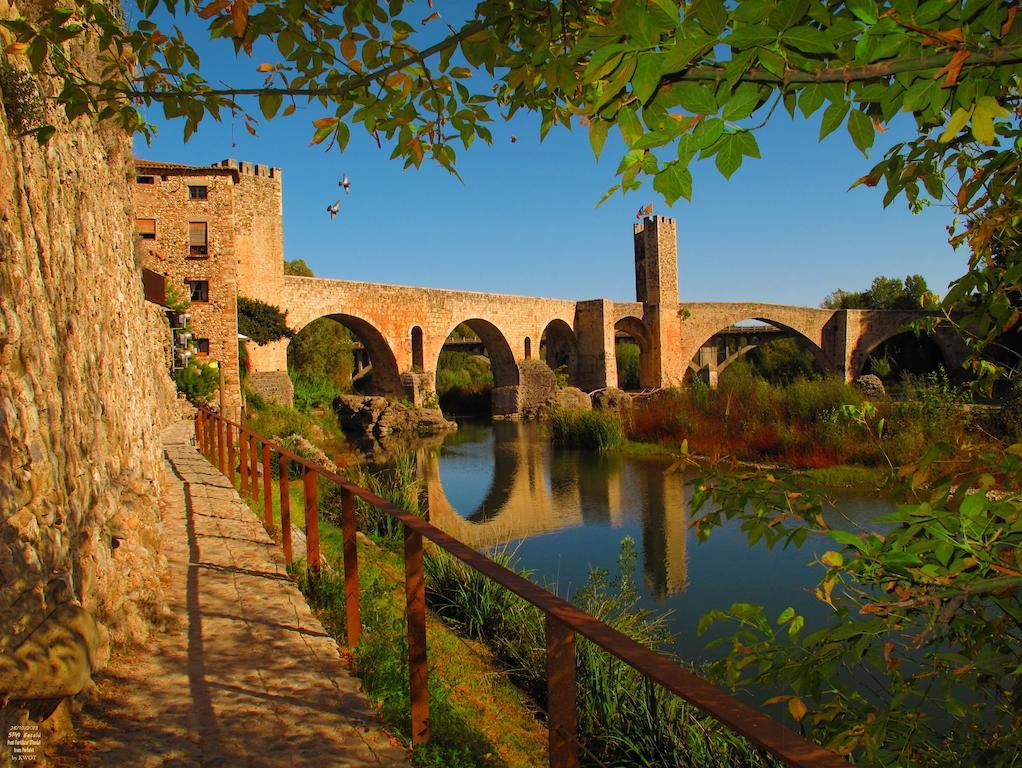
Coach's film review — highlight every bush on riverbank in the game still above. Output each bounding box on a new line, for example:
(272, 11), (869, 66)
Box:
(548, 407), (624, 451)
(425, 538), (777, 767)
(623, 368), (974, 468)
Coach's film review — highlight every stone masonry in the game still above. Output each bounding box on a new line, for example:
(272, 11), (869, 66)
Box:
(1, 3), (178, 761)
(132, 166), (963, 415)
(133, 158), (289, 411)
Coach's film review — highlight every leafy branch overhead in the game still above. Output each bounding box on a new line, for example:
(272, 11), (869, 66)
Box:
(4, 0), (1020, 374)
(3, 0), (1018, 202)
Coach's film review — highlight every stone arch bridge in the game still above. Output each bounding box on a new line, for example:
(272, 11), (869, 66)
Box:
(244, 217), (967, 415)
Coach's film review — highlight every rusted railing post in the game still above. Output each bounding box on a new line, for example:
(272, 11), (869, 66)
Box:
(303, 468), (320, 576)
(404, 525), (430, 746)
(227, 422), (236, 487)
(545, 614), (578, 768)
(195, 409), (202, 448)
(341, 489), (361, 648)
(217, 413), (225, 474)
(205, 411), (213, 458)
(249, 435), (260, 507)
(262, 444), (272, 532)
(239, 427), (249, 496)
(280, 459), (292, 565)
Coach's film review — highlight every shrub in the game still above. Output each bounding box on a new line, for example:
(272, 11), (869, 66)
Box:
(291, 372), (340, 411)
(174, 360), (219, 403)
(237, 296), (294, 345)
(548, 407), (623, 450)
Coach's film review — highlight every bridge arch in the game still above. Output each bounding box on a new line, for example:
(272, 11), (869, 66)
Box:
(291, 312), (403, 396)
(434, 317), (520, 394)
(615, 316), (652, 390)
(689, 316), (832, 387)
(540, 319), (579, 385)
(851, 326), (967, 379)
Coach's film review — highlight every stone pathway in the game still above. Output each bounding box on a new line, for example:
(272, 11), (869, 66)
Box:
(55, 421), (408, 768)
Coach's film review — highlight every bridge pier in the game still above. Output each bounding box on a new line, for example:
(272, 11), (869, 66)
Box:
(696, 345), (718, 388)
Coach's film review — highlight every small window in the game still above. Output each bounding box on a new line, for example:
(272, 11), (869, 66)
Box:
(188, 222), (208, 256)
(186, 279), (209, 302)
(136, 218), (156, 240)
(136, 175), (155, 184)
(188, 185), (208, 200)
(194, 338), (210, 355)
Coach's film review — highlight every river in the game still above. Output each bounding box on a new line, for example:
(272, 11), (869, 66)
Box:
(371, 418), (893, 664)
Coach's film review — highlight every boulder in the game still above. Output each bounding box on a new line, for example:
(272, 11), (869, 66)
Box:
(592, 387), (630, 411)
(552, 387), (592, 411)
(334, 395), (456, 437)
(854, 374), (886, 399)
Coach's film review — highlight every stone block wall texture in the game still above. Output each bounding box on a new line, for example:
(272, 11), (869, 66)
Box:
(0, 6), (175, 760)
(134, 163), (244, 409)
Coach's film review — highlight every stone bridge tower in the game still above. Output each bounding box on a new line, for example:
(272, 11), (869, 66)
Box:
(633, 216), (686, 386)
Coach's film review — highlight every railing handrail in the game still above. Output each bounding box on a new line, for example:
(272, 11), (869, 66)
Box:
(195, 406), (848, 768)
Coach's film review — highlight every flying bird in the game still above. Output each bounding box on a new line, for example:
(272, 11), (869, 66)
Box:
(327, 200), (340, 220)
(339, 174), (351, 194)
(510, 134), (518, 144)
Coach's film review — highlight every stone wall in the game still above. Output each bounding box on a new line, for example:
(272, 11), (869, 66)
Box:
(0, 10), (175, 761)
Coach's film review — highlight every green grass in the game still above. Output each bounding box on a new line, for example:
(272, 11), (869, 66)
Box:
(547, 407), (624, 451)
(232, 463), (546, 768)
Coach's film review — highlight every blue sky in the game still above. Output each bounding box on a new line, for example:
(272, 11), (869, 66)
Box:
(132, 10), (965, 307)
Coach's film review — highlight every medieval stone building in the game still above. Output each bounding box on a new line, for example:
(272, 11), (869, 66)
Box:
(133, 159), (286, 410)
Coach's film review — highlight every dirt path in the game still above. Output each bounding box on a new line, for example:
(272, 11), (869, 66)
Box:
(52, 421), (408, 768)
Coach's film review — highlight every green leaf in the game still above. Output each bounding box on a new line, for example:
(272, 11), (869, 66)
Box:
(847, 109), (875, 153)
(714, 131), (758, 178)
(845, 0), (879, 24)
(631, 52), (663, 105)
(259, 93), (282, 120)
(777, 606), (796, 624)
(589, 119), (611, 159)
(662, 33), (714, 73)
(651, 0), (680, 24)
(829, 529), (863, 548)
(798, 84), (825, 117)
(769, 0), (810, 31)
(653, 161), (693, 204)
(676, 82), (718, 114)
(782, 25), (836, 53)
(689, 0), (729, 35)
(617, 105), (644, 146)
(27, 36), (47, 71)
(727, 25), (779, 49)
(723, 83), (761, 121)
(819, 99), (849, 139)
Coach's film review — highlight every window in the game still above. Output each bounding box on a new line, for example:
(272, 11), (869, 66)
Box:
(411, 326), (424, 369)
(136, 218), (156, 240)
(186, 279), (209, 302)
(194, 338), (210, 355)
(188, 222), (208, 256)
(136, 175), (155, 184)
(188, 185), (208, 200)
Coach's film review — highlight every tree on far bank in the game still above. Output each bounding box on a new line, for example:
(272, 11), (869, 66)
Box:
(822, 274), (930, 310)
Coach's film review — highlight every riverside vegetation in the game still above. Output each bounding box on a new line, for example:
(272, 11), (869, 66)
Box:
(239, 393), (781, 767)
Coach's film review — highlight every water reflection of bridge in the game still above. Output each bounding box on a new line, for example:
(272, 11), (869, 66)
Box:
(417, 422), (690, 597)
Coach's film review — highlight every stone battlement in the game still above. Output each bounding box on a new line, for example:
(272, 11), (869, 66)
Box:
(212, 158), (282, 180)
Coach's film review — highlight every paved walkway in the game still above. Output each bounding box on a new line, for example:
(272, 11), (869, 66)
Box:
(59, 421), (408, 767)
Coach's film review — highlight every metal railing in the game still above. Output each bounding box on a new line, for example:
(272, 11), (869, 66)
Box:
(193, 407), (848, 768)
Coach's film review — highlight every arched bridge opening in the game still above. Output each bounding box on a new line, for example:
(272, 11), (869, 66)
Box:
(540, 319), (579, 387)
(434, 319), (519, 417)
(615, 316), (653, 390)
(288, 312), (402, 398)
(856, 329), (961, 384)
(689, 319), (831, 388)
